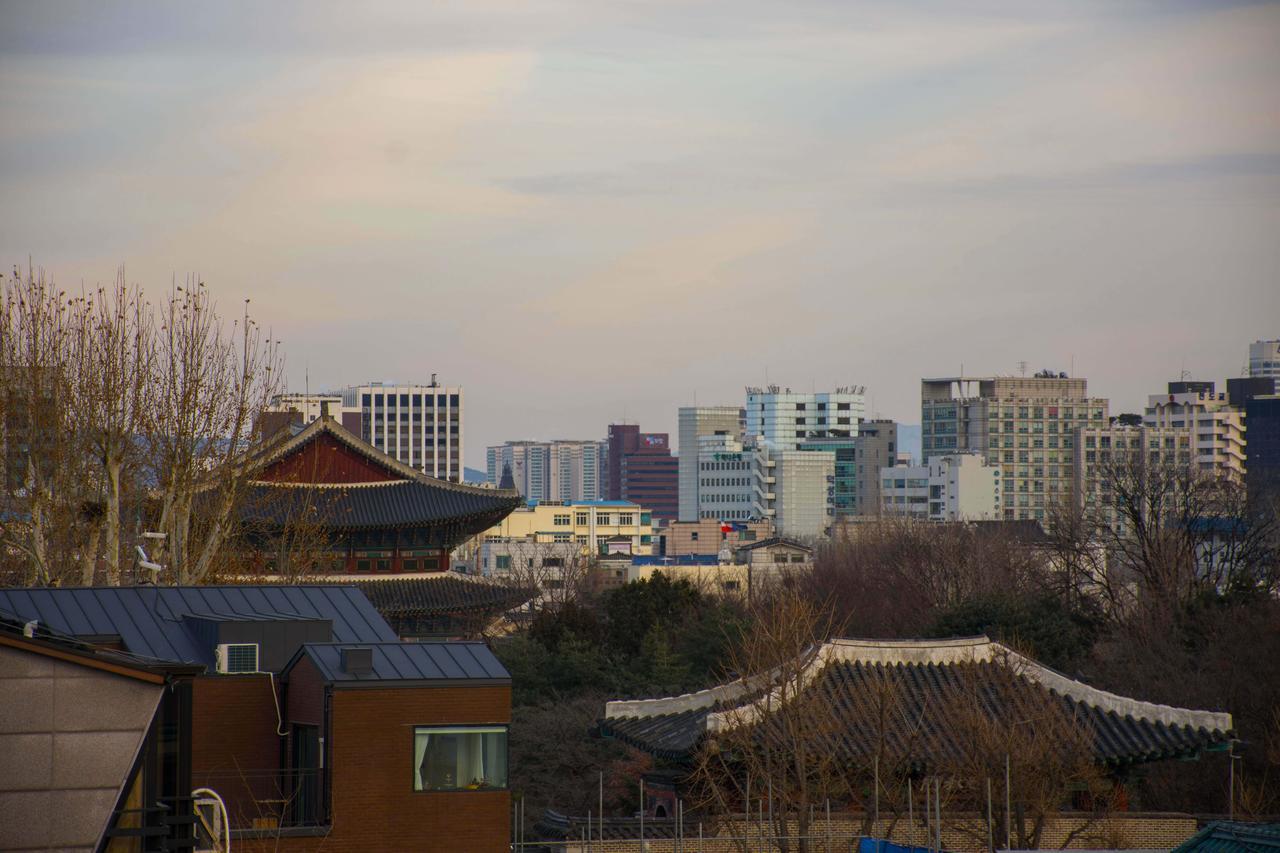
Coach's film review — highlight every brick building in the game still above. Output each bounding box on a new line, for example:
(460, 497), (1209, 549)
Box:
(0, 585), (512, 852)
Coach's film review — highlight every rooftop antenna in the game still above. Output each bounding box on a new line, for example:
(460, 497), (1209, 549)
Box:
(1070, 354), (1074, 378)
(1018, 360), (1028, 377)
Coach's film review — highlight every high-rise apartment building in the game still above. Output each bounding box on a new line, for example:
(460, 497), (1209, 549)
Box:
(1073, 424), (1190, 529)
(1143, 382), (1246, 484)
(751, 444), (835, 540)
(745, 385), (865, 515)
(341, 380), (463, 481)
(880, 452), (1000, 522)
(678, 406), (745, 522)
(606, 424), (679, 521)
(1249, 340), (1280, 379)
(852, 419), (899, 516)
(485, 440), (605, 502)
(921, 374), (1109, 522)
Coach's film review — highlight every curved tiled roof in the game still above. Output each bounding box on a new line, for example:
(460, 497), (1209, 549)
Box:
(239, 479), (521, 531)
(598, 636), (1233, 767)
(341, 575), (535, 617)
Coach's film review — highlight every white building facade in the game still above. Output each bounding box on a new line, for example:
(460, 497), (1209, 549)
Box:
(1143, 387), (1246, 483)
(265, 393), (346, 424)
(752, 445), (835, 541)
(695, 435), (755, 521)
(1250, 340), (1280, 379)
(678, 406), (744, 522)
(745, 385), (865, 450)
(880, 453), (1000, 521)
(341, 381), (463, 481)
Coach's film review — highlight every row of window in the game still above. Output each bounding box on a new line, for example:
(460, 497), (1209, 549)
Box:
(363, 393), (460, 408)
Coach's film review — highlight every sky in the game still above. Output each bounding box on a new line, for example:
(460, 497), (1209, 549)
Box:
(2, 0), (1278, 469)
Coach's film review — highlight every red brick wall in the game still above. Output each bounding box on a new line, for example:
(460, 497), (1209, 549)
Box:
(190, 675), (286, 827)
(285, 656), (325, 727)
(326, 685), (511, 852)
(260, 433), (399, 484)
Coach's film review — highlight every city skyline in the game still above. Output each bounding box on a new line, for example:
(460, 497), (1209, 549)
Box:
(3, 1), (1278, 467)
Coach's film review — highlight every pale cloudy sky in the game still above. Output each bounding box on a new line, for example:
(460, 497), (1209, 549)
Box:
(3, 1), (1278, 467)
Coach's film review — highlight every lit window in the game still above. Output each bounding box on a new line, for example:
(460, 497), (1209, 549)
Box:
(413, 727), (508, 791)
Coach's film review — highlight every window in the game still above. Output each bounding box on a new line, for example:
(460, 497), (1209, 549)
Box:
(553, 514), (571, 526)
(618, 513), (634, 525)
(575, 512), (589, 526)
(596, 514), (611, 526)
(414, 726), (507, 791)
(495, 555), (512, 570)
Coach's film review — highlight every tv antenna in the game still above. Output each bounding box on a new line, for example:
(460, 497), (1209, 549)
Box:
(1017, 361), (1028, 377)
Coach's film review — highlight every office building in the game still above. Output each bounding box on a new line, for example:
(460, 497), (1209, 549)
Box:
(678, 405), (745, 521)
(880, 452), (1000, 521)
(745, 385), (866, 515)
(1143, 381), (1246, 484)
(1246, 394), (1280, 504)
(921, 374), (1109, 522)
(695, 434), (755, 521)
(485, 440), (605, 502)
(852, 419), (900, 516)
(606, 424), (679, 521)
(340, 379), (463, 481)
(1249, 339), (1280, 379)
(751, 444), (835, 540)
(477, 499), (655, 558)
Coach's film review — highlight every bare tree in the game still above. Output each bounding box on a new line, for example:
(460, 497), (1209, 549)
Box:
(0, 265), (94, 585)
(146, 280), (283, 584)
(70, 270), (154, 584)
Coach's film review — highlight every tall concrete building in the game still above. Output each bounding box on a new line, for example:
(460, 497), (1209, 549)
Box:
(1246, 393), (1280, 504)
(678, 406), (745, 522)
(921, 374), (1109, 522)
(751, 444), (835, 540)
(485, 440), (605, 502)
(852, 419), (900, 516)
(340, 380), (463, 481)
(1249, 340), (1280, 379)
(745, 385), (865, 515)
(1073, 424), (1190, 529)
(606, 424), (679, 521)
(1143, 381), (1246, 484)
(694, 434), (755, 521)
(880, 452), (1000, 521)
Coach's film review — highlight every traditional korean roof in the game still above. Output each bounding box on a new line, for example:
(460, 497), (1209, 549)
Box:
(287, 640), (510, 685)
(734, 537), (813, 554)
(1173, 822), (1280, 853)
(339, 574), (535, 617)
(597, 636), (1233, 766)
(238, 479), (520, 531)
(238, 416), (522, 533)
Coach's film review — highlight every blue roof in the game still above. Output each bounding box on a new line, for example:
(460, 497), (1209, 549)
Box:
(0, 586), (396, 667)
(523, 500), (638, 508)
(292, 641), (510, 684)
(632, 555), (721, 566)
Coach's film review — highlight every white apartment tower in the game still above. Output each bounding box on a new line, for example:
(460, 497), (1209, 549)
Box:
(486, 440), (605, 502)
(678, 406), (745, 521)
(921, 374), (1109, 522)
(1143, 384), (1246, 484)
(341, 380), (463, 481)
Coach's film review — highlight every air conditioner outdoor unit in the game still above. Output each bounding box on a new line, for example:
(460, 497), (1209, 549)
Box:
(215, 643), (260, 674)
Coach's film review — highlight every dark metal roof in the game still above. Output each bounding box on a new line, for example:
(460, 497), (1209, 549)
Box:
(599, 657), (1232, 767)
(345, 576), (535, 617)
(0, 586), (396, 667)
(1173, 822), (1280, 853)
(291, 640), (510, 684)
(239, 480), (522, 532)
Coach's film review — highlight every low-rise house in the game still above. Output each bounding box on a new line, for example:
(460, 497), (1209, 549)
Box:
(0, 585), (512, 852)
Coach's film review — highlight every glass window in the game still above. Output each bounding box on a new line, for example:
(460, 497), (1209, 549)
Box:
(495, 555), (511, 570)
(414, 726), (507, 791)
